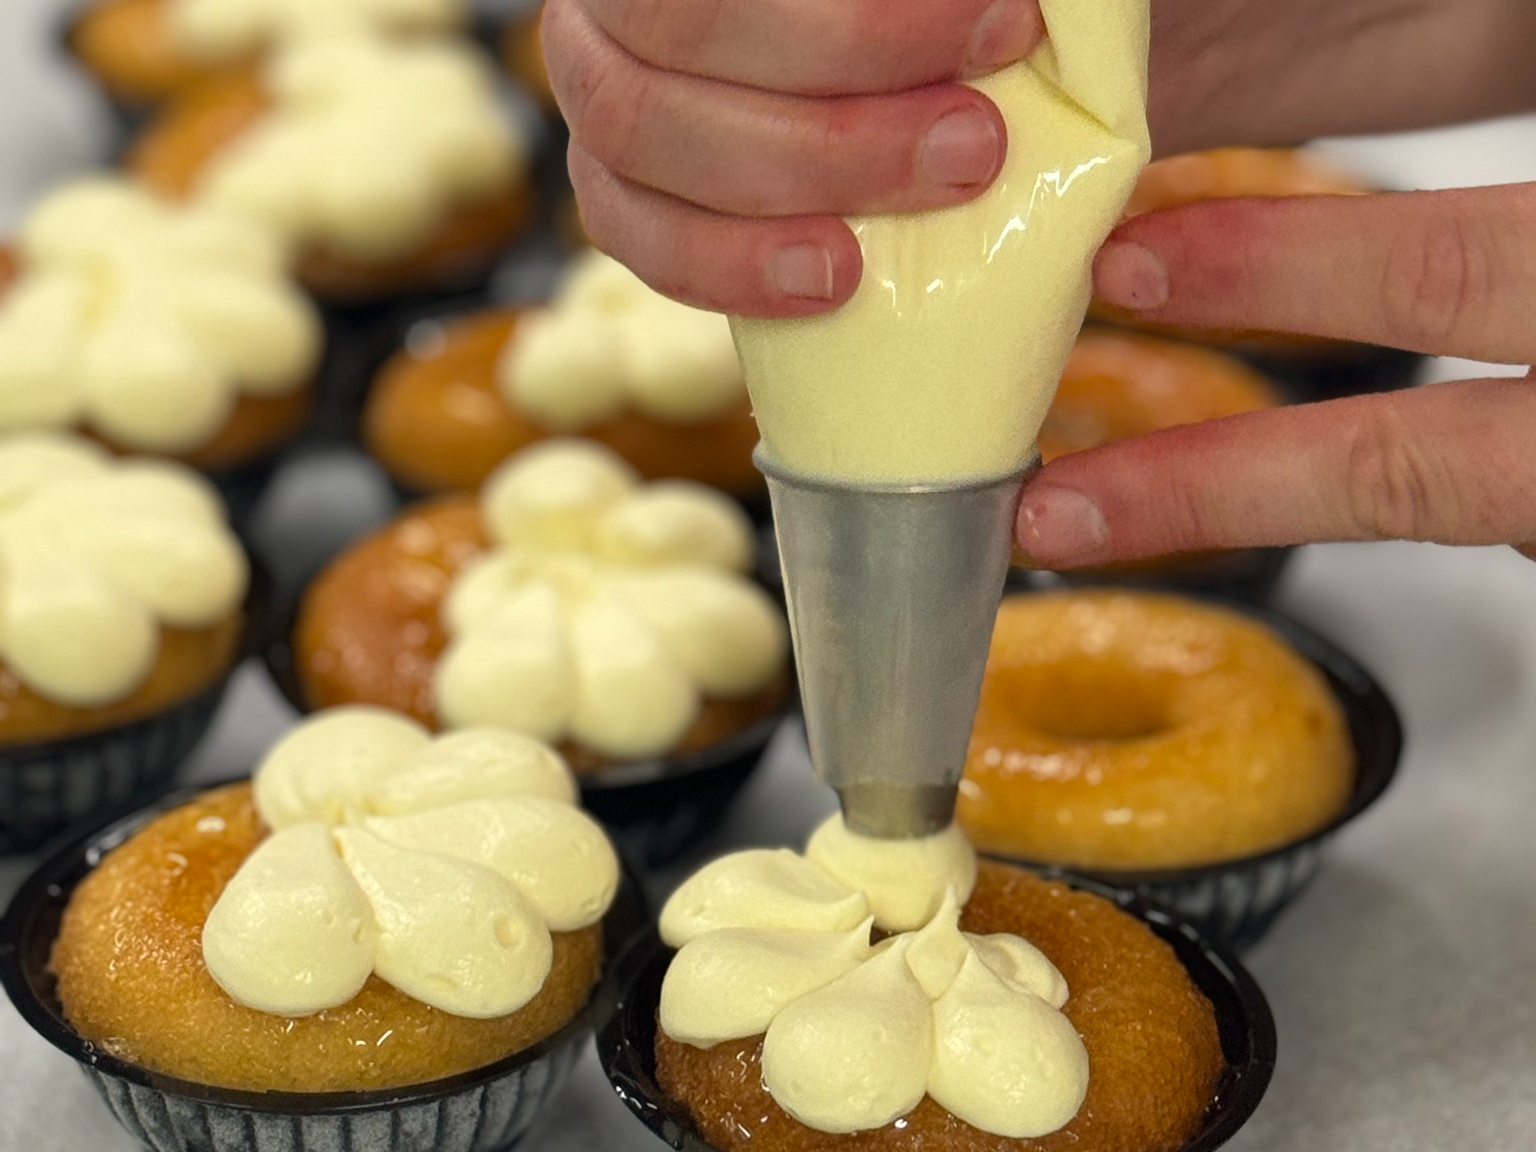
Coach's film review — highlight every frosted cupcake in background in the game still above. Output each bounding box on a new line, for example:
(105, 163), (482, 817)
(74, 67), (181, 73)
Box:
(0, 177), (318, 479)
(126, 32), (533, 303)
(364, 250), (763, 502)
(0, 432), (252, 852)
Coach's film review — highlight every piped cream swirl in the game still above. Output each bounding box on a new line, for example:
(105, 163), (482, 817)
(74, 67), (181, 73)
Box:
(659, 818), (1088, 1138)
(433, 440), (786, 759)
(196, 35), (524, 260)
(203, 708), (619, 1018)
(0, 179), (318, 452)
(168, 0), (465, 63)
(497, 250), (743, 430)
(0, 433), (247, 706)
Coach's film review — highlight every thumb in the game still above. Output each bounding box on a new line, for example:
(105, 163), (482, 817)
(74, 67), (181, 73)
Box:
(1015, 378), (1536, 566)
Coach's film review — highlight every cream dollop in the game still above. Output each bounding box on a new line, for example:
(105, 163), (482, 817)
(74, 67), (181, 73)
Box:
(203, 708), (619, 1018)
(805, 814), (976, 932)
(497, 250), (743, 430)
(169, 0), (465, 63)
(658, 830), (1088, 1139)
(196, 35), (524, 260)
(433, 441), (785, 759)
(732, 0), (1151, 483)
(0, 178), (318, 452)
(0, 433), (247, 707)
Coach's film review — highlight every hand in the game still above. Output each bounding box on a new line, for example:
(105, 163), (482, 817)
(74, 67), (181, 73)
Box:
(1014, 183), (1536, 565)
(543, 0), (1536, 315)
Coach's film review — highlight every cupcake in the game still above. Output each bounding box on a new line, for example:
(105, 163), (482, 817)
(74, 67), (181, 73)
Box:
(1019, 328), (1291, 600)
(67, 0), (468, 113)
(3, 708), (641, 1152)
(0, 178), (318, 495)
(1090, 148), (1421, 398)
(363, 249), (764, 503)
(500, 7), (555, 116)
(285, 439), (791, 862)
(0, 433), (250, 853)
(960, 589), (1402, 947)
(602, 817), (1272, 1152)
(125, 33), (533, 304)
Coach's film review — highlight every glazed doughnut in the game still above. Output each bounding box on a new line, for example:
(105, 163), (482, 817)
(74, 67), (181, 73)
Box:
(960, 591), (1354, 870)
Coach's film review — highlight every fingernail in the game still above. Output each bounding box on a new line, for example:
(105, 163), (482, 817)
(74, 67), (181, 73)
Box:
(1094, 241), (1170, 311)
(964, 0), (1041, 77)
(918, 108), (1002, 190)
(1016, 486), (1111, 567)
(768, 244), (835, 300)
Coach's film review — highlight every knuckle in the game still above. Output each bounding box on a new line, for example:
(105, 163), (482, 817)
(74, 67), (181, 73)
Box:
(1343, 403), (1453, 540)
(565, 56), (649, 177)
(1381, 204), (1492, 348)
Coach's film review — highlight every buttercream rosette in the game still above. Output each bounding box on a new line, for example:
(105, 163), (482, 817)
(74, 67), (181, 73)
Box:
(166, 0), (466, 64)
(203, 707), (620, 1018)
(0, 179), (318, 453)
(433, 440), (787, 760)
(658, 817), (1090, 1139)
(195, 34), (525, 261)
(497, 250), (743, 431)
(0, 433), (248, 708)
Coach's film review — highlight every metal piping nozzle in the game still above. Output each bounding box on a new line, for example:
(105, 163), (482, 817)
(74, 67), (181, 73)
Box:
(758, 447), (1036, 839)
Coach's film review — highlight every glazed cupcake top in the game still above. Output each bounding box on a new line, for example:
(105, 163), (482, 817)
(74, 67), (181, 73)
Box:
(168, 0), (465, 64)
(195, 34), (524, 260)
(0, 433), (247, 707)
(434, 440), (786, 759)
(0, 178), (318, 452)
(498, 250), (743, 430)
(658, 816), (1089, 1138)
(203, 707), (620, 1018)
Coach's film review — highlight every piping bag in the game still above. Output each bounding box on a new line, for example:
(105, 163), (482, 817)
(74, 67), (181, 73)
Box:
(733, 0), (1151, 838)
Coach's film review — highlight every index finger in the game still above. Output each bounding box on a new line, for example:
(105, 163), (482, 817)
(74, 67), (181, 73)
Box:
(576, 0), (1043, 95)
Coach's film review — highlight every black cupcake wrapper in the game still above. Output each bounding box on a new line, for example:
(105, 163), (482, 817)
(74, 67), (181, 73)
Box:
(981, 588), (1404, 952)
(598, 875), (1277, 1152)
(1239, 342), (1425, 405)
(82, 1042), (583, 1152)
(0, 554), (272, 857)
(0, 783), (652, 1152)
(261, 584), (794, 872)
(1008, 544), (1298, 607)
(0, 683), (229, 857)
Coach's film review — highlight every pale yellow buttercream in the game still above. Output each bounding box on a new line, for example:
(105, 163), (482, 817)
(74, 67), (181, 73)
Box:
(498, 250), (744, 430)
(0, 433), (247, 707)
(169, 0), (465, 63)
(732, 0), (1151, 483)
(658, 832), (1088, 1138)
(0, 179), (318, 452)
(433, 441), (785, 758)
(202, 709), (619, 1019)
(196, 35), (523, 260)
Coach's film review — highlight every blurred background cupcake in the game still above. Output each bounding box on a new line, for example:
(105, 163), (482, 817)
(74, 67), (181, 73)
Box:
(276, 439), (792, 863)
(66, 0), (469, 120)
(364, 249), (764, 508)
(0, 433), (251, 853)
(1090, 147), (1425, 399)
(1016, 327), (1293, 601)
(123, 31), (533, 304)
(0, 176), (319, 522)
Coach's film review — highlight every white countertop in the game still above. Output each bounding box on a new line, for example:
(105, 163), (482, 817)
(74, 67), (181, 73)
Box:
(3, 2), (1536, 1149)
